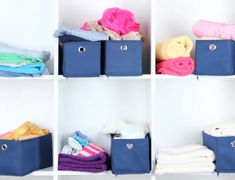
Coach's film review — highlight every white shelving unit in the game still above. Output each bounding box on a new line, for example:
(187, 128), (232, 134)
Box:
(0, 0), (235, 180)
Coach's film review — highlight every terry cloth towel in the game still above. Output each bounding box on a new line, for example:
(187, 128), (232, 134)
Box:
(155, 163), (215, 175)
(204, 121), (235, 137)
(1, 121), (49, 141)
(156, 57), (194, 76)
(193, 20), (235, 40)
(68, 137), (83, 151)
(156, 36), (193, 61)
(98, 7), (140, 36)
(72, 131), (89, 147)
(61, 145), (79, 155)
(0, 42), (50, 62)
(53, 27), (109, 41)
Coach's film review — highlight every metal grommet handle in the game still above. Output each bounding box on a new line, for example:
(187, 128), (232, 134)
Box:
(1, 144), (8, 151)
(126, 143), (133, 150)
(120, 45), (128, 52)
(209, 44), (217, 52)
(78, 46), (86, 53)
(231, 141), (235, 148)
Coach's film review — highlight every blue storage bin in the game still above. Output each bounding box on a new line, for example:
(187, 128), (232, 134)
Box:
(111, 134), (151, 175)
(62, 41), (101, 77)
(0, 133), (53, 176)
(104, 40), (142, 76)
(203, 131), (235, 173)
(195, 40), (235, 75)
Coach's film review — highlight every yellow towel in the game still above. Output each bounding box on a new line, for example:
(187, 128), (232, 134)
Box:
(156, 36), (193, 61)
(2, 121), (49, 141)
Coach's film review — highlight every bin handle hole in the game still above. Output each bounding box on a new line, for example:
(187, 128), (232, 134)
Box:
(209, 44), (216, 52)
(1, 144), (8, 151)
(231, 141), (235, 148)
(126, 143), (133, 150)
(78, 46), (86, 53)
(120, 45), (128, 52)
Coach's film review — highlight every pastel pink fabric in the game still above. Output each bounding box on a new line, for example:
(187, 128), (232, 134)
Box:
(156, 57), (195, 76)
(98, 7), (140, 35)
(81, 22), (89, 31)
(193, 20), (235, 40)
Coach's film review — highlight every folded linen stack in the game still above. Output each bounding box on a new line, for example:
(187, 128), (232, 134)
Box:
(156, 36), (195, 76)
(155, 144), (216, 175)
(204, 121), (235, 137)
(0, 42), (50, 77)
(193, 20), (235, 40)
(59, 131), (109, 173)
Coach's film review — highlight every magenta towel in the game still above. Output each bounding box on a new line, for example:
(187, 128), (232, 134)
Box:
(193, 20), (235, 40)
(156, 57), (195, 76)
(98, 7), (140, 35)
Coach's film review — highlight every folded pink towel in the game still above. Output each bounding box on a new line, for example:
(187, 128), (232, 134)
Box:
(193, 20), (235, 40)
(98, 7), (140, 35)
(156, 57), (195, 76)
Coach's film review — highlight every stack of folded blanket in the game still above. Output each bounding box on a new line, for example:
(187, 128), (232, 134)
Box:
(58, 131), (109, 173)
(156, 36), (195, 76)
(0, 42), (50, 77)
(204, 121), (235, 137)
(0, 121), (49, 141)
(155, 144), (215, 175)
(193, 20), (235, 40)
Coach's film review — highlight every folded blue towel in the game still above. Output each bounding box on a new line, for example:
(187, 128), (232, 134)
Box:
(0, 63), (45, 75)
(0, 70), (32, 77)
(72, 132), (89, 147)
(0, 42), (50, 62)
(54, 27), (109, 41)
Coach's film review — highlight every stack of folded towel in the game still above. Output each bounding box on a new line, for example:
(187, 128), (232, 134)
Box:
(204, 121), (235, 137)
(0, 42), (50, 77)
(58, 131), (109, 173)
(155, 144), (216, 175)
(193, 20), (235, 40)
(0, 121), (49, 141)
(156, 36), (195, 76)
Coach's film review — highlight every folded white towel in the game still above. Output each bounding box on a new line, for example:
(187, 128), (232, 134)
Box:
(155, 163), (215, 175)
(68, 137), (83, 151)
(204, 121), (235, 137)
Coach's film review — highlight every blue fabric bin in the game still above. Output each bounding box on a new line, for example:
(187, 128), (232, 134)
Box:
(0, 133), (53, 176)
(203, 131), (235, 173)
(195, 40), (235, 75)
(111, 134), (151, 175)
(104, 40), (142, 76)
(61, 39), (101, 77)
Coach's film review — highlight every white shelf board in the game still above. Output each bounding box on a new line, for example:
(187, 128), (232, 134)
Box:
(58, 75), (152, 80)
(30, 167), (54, 176)
(0, 75), (54, 80)
(154, 75), (235, 80)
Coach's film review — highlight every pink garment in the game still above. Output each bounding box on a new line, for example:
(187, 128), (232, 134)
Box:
(98, 7), (140, 35)
(193, 20), (235, 40)
(76, 143), (106, 158)
(0, 131), (11, 139)
(156, 57), (195, 76)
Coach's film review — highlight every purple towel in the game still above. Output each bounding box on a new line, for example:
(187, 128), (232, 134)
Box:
(58, 164), (107, 173)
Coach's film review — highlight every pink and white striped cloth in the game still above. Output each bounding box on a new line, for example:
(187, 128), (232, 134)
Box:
(76, 143), (106, 157)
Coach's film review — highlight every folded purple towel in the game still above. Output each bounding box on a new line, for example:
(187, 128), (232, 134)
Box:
(58, 163), (107, 173)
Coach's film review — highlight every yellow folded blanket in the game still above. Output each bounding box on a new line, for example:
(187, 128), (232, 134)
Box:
(1, 121), (49, 141)
(156, 36), (193, 61)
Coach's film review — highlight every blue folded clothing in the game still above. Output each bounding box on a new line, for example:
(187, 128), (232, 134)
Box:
(0, 63), (45, 75)
(0, 70), (32, 77)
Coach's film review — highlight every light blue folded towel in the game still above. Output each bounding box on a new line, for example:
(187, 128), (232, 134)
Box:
(0, 42), (50, 62)
(53, 27), (109, 41)
(0, 63), (45, 75)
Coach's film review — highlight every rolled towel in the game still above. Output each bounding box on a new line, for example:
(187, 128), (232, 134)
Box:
(68, 137), (83, 151)
(156, 36), (193, 60)
(204, 121), (235, 137)
(193, 20), (235, 40)
(156, 57), (194, 76)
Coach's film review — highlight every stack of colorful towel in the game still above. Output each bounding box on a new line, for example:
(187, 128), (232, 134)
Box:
(0, 121), (49, 141)
(193, 20), (235, 40)
(0, 42), (50, 77)
(156, 36), (195, 76)
(54, 7), (142, 41)
(155, 144), (215, 175)
(58, 131), (109, 173)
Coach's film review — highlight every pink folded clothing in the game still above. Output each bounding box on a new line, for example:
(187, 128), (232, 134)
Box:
(156, 57), (195, 76)
(98, 7), (140, 35)
(193, 20), (235, 40)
